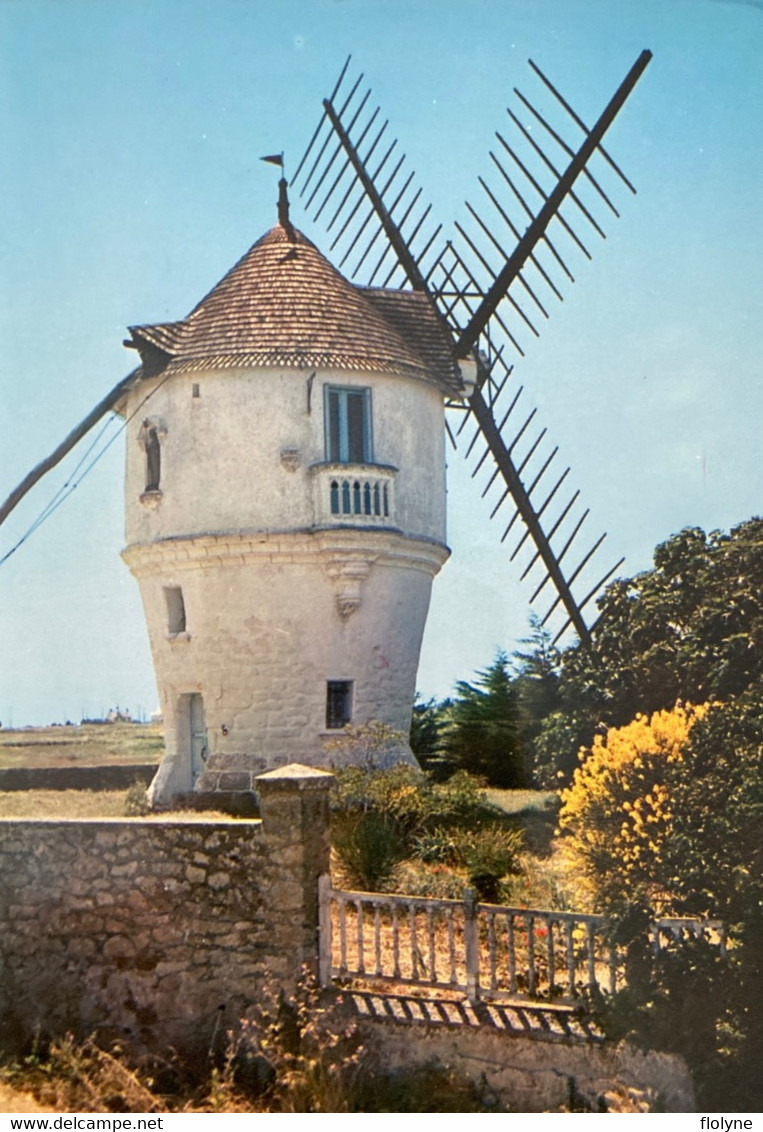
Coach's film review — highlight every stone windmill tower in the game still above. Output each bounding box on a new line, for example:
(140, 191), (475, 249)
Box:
(119, 184), (467, 806)
(0, 54), (650, 809)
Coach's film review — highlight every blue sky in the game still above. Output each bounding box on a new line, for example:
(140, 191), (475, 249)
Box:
(0, 0), (761, 725)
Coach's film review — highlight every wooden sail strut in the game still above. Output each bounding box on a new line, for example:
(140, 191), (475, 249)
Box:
(0, 371), (137, 530)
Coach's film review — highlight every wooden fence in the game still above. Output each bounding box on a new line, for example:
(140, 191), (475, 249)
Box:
(318, 876), (725, 1007)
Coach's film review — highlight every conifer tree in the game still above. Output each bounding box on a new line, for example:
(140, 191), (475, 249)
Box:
(443, 651), (526, 788)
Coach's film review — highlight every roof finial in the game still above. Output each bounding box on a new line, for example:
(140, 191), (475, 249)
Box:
(277, 177), (295, 242)
(260, 152), (295, 242)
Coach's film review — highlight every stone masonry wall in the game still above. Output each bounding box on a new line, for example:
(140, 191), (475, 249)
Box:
(358, 1016), (695, 1113)
(0, 765), (332, 1057)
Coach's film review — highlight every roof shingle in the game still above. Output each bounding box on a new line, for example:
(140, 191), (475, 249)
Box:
(128, 224), (462, 394)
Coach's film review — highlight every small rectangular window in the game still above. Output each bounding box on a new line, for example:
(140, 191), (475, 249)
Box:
(164, 586), (187, 635)
(326, 680), (353, 729)
(325, 386), (372, 464)
(192, 383), (200, 398)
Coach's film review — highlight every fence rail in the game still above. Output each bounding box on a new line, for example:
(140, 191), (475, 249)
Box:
(319, 877), (621, 1005)
(318, 877), (726, 1007)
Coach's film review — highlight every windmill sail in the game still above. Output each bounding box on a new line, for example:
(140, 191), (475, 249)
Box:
(0, 369), (139, 530)
(293, 51), (650, 643)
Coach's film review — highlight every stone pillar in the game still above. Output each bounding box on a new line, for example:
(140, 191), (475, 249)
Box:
(255, 764), (334, 987)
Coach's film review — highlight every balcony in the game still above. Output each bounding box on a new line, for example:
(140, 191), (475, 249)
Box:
(310, 462), (397, 528)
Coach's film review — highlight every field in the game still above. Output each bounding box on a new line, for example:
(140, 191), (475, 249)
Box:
(0, 722), (244, 820)
(0, 790), (241, 820)
(0, 730), (566, 902)
(0, 721), (164, 768)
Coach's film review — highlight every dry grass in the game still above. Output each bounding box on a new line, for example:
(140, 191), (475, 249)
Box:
(483, 788), (559, 816)
(0, 984), (495, 1113)
(0, 789), (243, 822)
(1, 1037), (170, 1114)
(0, 790), (130, 819)
(0, 723), (164, 769)
(516, 843), (584, 912)
(0, 1080), (54, 1112)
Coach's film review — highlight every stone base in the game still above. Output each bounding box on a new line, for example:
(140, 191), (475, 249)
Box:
(194, 752), (271, 794)
(192, 743), (418, 805)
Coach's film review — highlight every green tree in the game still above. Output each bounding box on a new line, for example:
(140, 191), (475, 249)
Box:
(409, 694), (453, 780)
(666, 682), (763, 922)
(537, 518), (763, 783)
(663, 684), (763, 1109)
(443, 651), (526, 788)
(582, 520), (763, 713)
(509, 616), (568, 786)
(512, 615), (561, 744)
(531, 709), (593, 788)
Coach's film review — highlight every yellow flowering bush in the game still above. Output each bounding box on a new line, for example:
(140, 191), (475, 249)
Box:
(558, 703), (708, 911)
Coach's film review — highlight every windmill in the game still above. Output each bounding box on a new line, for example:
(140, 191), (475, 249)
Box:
(290, 49), (651, 646)
(0, 51), (651, 802)
(1, 52), (651, 644)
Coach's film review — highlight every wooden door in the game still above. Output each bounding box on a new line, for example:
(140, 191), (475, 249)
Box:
(189, 693), (207, 783)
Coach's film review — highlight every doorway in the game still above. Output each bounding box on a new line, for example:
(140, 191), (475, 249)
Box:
(188, 692), (207, 784)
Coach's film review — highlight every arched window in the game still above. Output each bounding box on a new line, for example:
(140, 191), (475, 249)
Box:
(330, 479), (340, 514)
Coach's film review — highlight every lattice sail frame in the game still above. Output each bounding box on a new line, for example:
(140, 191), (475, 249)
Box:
(293, 51), (651, 645)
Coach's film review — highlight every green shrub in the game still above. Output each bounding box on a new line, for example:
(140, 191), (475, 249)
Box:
(332, 763), (428, 837)
(331, 765), (496, 842)
(322, 720), (408, 771)
(414, 826), (523, 902)
(454, 826), (524, 902)
(331, 811), (405, 890)
(588, 901), (739, 1111)
(124, 780), (150, 817)
(331, 765), (524, 899)
(428, 769), (496, 828)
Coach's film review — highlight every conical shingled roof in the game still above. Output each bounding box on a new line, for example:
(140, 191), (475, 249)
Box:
(128, 224), (462, 394)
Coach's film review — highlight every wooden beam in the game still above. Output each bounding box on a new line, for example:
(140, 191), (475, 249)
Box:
(0, 370), (138, 529)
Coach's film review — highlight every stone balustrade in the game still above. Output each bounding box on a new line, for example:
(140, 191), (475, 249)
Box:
(310, 461), (397, 527)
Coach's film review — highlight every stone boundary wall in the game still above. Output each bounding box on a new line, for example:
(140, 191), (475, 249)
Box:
(0, 764), (157, 792)
(358, 1016), (695, 1113)
(0, 764), (332, 1056)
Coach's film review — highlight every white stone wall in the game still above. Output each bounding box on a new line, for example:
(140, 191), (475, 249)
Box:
(124, 529), (447, 800)
(124, 366), (447, 546)
(122, 363), (451, 804)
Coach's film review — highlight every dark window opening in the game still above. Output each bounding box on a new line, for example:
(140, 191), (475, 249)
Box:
(326, 680), (353, 729)
(325, 386), (372, 463)
(164, 586), (187, 635)
(192, 383), (200, 398)
(328, 475), (391, 519)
